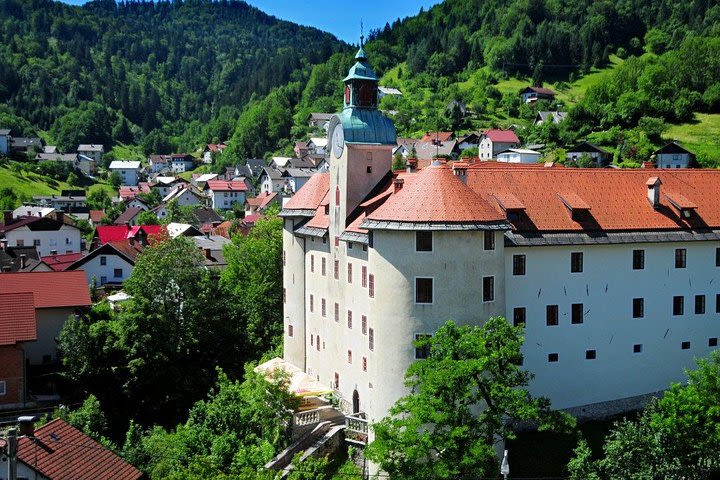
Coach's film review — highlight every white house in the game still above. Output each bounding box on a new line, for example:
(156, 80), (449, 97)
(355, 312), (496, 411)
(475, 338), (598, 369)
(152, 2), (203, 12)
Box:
(68, 241), (141, 287)
(566, 141), (611, 166)
(148, 155), (169, 173)
(163, 185), (204, 207)
(496, 148), (542, 164)
(520, 86), (556, 103)
(0, 129), (10, 155)
(13, 205), (55, 218)
(259, 166), (285, 194)
(205, 180), (247, 210)
(307, 113), (333, 130)
(378, 86), (402, 99)
(77, 144), (104, 163)
(282, 168), (316, 193)
(1, 213), (82, 257)
(479, 129), (520, 160)
(308, 137), (328, 156)
(535, 111), (568, 125)
(203, 143), (226, 164)
(109, 161), (142, 186)
(653, 142), (695, 169)
(270, 157), (293, 169)
(77, 154), (97, 175)
(170, 154), (195, 173)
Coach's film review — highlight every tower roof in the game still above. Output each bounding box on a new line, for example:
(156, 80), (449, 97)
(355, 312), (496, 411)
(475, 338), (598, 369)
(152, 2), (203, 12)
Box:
(336, 108), (396, 145)
(344, 47), (377, 82)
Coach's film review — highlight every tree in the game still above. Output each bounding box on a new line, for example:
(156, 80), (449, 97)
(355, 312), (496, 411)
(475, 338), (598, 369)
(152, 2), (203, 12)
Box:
(108, 171), (122, 189)
(87, 187), (112, 210)
(392, 151), (406, 170)
(135, 210), (159, 225)
(0, 187), (19, 210)
(66, 171), (80, 186)
(365, 318), (574, 479)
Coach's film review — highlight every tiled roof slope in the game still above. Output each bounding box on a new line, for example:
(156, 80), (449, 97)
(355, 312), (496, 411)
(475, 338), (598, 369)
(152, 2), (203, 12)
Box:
(0, 292), (37, 346)
(206, 180), (247, 191)
(484, 129), (520, 143)
(96, 225), (164, 244)
(17, 418), (143, 480)
(0, 271), (91, 308)
(367, 163), (506, 224)
(41, 252), (84, 271)
(469, 168), (720, 232)
(283, 173), (329, 210)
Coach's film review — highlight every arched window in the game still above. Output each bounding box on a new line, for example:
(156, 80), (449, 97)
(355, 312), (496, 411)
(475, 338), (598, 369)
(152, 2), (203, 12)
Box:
(358, 83), (375, 107)
(344, 85), (351, 105)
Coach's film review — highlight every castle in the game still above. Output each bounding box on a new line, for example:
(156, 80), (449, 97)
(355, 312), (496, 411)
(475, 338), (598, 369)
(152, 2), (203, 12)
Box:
(280, 47), (720, 425)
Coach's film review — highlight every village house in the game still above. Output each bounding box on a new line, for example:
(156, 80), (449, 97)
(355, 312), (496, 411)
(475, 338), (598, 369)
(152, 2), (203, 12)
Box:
(457, 132), (481, 151)
(479, 129), (520, 160)
(118, 184), (151, 201)
(77, 154), (98, 175)
(92, 224), (163, 249)
(89, 209), (106, 226)
(282, 168), (316, 193)
(244, 191), (279, 216)
(0, 129), (10, 155)
(113, 207), (145, 226)
(148, 154), (170, 173)
(496, 148), (542, 164)
(0, 243), (50, 273)
(12, 205), (54, 218)
(170, 153), (195, 173)
(67, 240), (143, 287)
(10, 136), (43, 153)
(150, 176), (185, 197)
(109, 160), (142, 186)
(520, 85), (557, 103)
(34, 152), (78, 165)
(653, 141), (695, 168)
(0, 212), (82, 257)
(203, 143), (227, 164)
(77, 144), (104, 163)
(535, 111), (568, 125)
(259, 166), (286, 194)
(308, 137), (328, 157)
(32, 190), (87, 212)
(193, 234), (231, 271)
(377, 86), (402, 99)
(205, 180), (248, 210)
(566, 141), (611, 166)
(163, 184), (204, 207)
(192, 173), (218, 190)
(307, 112), (334, 130)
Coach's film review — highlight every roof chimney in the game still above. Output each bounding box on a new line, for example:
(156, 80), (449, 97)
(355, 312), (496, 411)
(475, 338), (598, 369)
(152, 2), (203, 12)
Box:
(406, 158), (417, 173)
(0, 239), (7, 251)
(646, 177), (662, 209)
(452, 162), (468, 183)
(3, 210), (12, 225)
(18, 416), (36, 437)
(393, 177), (404, 193)
(204, 248), (212, 259)
(50, 249), (57, 255)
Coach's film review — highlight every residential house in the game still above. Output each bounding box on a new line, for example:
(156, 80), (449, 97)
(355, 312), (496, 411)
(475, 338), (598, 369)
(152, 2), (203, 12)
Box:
(282, 168), (317, 193)
(457, 132), (481, 151)
(566, 141), (611, 166)
(244, 192), (279, 216)
(479, 129), (520, 160)
(0, 271), (91, 365)
(192, 173), (218, 190)
(43, 145), (58, 154)
(0, 129), (10, 155)
(7, 418), (143, 480)
(167, 223), (203, 238)
(122, 197), (150, 212)
(148, 154), (170, 173)
(0, 244), (50, 272)
(653, 141), (695, 168)
(109, 161), (142, 186)
(259, 166), (285, 194)
(378, 86), (402, 98)
(93, 224), (164, 249)
(163, 184), (204, 207)
(420, 131), (454, 143)
(77, 154), (98, 175)
(496, 148), (542, 164)
(191, 207), (223, 227)
(34, 153), (78, 164)
(535, 111), (568, 125)
(308, 137), (328, 157)
(0, 292), (37, 407)
(119, 184), (151, 201)
(245, 159), (267, 179)
(113, 207), (144, 226)
(192, 234), (231, 271)
(414, 139), (459, 164)
(41, 252), (84, 271)
(68, 241), (143, 287)
(307, 112), (333, 130)
(294, 141), (310, 159)
(288, 157), (315, 169)
(203, 143), (227, 164)
(12, 206), (54, 218)
(77, 144), (104, 163)
(270, 156), (293, 169)
(205, 180), (247, 210)
(10, 137), (43, 153)
(170, 154), (195, 173)
(151, 176), (185, 197)
(520, 86), (557, 103)
(0, 213), (82, 257)
(32, 190), (87, 212)
(89, 209), (106, 226)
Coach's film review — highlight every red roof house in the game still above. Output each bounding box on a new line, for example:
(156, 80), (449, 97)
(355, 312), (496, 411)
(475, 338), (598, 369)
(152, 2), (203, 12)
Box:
(41, 252), (85, 271)
(94, 225), (164, 247)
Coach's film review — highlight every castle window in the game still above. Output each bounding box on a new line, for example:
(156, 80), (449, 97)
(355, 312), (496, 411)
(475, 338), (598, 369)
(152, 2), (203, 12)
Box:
(415, 277), (433, 304)
(414, 334), (432, 359)
(585, 349), (596, 360)
(347, 350), (352, 364)
(369, 328), (374, 351)
(334, 372), (339, 389)
(309, 294), (314, 313)
(310, 254), (314, 273)
(695, 295), (706, 314)
(366, 165), (372, 173)
(362, 315), (367, 334)
(317, 336), (321, 351)
(362, 357), (367, 372)
(512, 254), (526, 276)
(321, 257), (326, 276)
(482, 276), (494, 302)
(334, 260), (339, 280)
(287, 325), (293, 337)
(571, 303), (584, 324)
(347, 310), (352, 329)
(546, 305), (559, 326)
(675, 248), (686, 268)
(310, 335), (313, 346)
(681, 341), (691, 350)
(344, 85), (350, 104)
(548, 353), (559, 363)
(335, 236), (339, 247)
(347, 263), (352, 283)
(484, 231), (495, 250)
(369, 274), (375, 298)
(633, 344), (643, 353)
(321, 298), (326, 317)
(335, 186), (340, 206)
(334, 302), (339, 323)
(633, 298), (644, 318)
(673, 296), (684, 315)
(633, 249), (645, 270)
(362, 266), (367, 287)
(416, 231), (432, 252)
(571, 252), (583, 273)
(513, 307), (526, 327)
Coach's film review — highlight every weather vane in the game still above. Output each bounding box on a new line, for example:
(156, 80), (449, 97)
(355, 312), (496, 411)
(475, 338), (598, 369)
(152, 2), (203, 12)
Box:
(360, 19), (364, 46)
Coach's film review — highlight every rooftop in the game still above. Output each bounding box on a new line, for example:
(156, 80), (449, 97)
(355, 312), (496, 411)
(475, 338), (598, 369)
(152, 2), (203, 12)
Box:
(109, 160), (141, 169)
(0, 292), (37, 346)
(0, 271), (91, 308)
(206, 180), (248, 192)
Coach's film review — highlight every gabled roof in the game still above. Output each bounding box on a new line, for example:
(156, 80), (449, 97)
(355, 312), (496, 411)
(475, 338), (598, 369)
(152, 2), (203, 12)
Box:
(69, 241), (142, 271)
(109, 161), (141, 169)
(0, 271), (91, 308)
(483, 129), (520, 144)
(191, 207), (223, 225)
(0, 129), (10, 135)
(206, 180), (248, 192)
(308, 113), (334, 121)
(0, 246), (44, 272)
(282, 173), (329, 212)
(0, 292), (37, 346)
(414, 140), (458, 160)
(0, 216), (72, 234)
(245, 158), (267, 177)
(17, 418), (143, 480)
(90, 210), (106, 223)
(41, 252), (84, 271)
(96, 225), (163, 244)
(245, 192), (278, 209)
(261, 166), (284, 180)
(78, 144), (104, 152)
(35, 153), (78, 162)
(567, 141), (609, 154)
(520, 86), (556, 96)
(653, 141), (694, 156)
(420, 131), (454, 143)
(113, 207), (144, 225)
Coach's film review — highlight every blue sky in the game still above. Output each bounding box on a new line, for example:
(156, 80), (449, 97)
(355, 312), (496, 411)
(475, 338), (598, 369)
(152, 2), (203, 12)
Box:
(59, 1), (440, 43)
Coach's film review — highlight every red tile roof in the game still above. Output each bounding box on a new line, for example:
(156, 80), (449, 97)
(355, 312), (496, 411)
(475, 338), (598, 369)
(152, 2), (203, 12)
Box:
(0, 292), (37, 346)
(89, 210), (106, 224)
(367, 163), (505, 224)
(41, 252), (85, 271)
(118, 185), (150, 200)
(283, 173), (329, 210)
(96, 225), (164, 244)
(17, 418), (143, 480)
(245, 191), (278, 209)
(0, 271), (91, 308)
(420, 131), (454, 142)
(483, 129), (520, 144)
(206, 180), (248, 192)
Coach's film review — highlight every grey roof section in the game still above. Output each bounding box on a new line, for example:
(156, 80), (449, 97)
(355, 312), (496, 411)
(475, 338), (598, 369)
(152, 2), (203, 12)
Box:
(283, 168), (316, 178)
(504, 229), (720, 247)
(309, 113), (333, 121)
(192, 234), (231, 250)
(261, 166), (284, 180)
(294, 225), (327, 237)
(414, 140), (458, 160)
(11, 137), (43, 148)
(0, 129), (11, 135)
(279, 208), (317, 218)
(35, 153), (78, 162)
(339, 231), (369, 245)
(360, 219), (511, 231)
(78, 144), (104, 151)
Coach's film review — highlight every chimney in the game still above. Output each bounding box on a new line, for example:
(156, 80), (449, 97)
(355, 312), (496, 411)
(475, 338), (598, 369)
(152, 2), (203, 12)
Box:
(3, 210), (12, 225)
(646, 177), (662, 209)
(19, 254), (26, 270)
(18, 416), (36, 437)
(50, 249), (57, 255)
(2, 266), (11, 272)
(393, 177), (404, 193)
(406, 158), (417, 173)
(0, 239), (7, 251)
(452, 162), (468, 183)
(125, 222), (131, 230)
(204, 248), (212, 259)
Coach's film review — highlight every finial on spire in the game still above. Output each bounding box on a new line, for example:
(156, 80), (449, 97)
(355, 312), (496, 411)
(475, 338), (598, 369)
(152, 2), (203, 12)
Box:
(360, 19), (364, 47)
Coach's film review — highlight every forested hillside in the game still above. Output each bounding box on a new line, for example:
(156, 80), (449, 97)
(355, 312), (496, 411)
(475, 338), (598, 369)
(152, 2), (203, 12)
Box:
(0, 0), (346, 153)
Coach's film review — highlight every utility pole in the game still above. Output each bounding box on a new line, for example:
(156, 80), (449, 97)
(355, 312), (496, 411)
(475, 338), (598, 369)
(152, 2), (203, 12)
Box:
(7, 427), (18, 480)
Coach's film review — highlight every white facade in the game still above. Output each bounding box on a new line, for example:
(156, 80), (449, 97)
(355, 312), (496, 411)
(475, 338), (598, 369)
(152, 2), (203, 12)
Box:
(261, 173), (285, 194)
(479, 138), (518, 160)
(6, 224), (81, 256)
(656, 153), (691, 169)
(210, 190), (246, 210)
(76, 253), (134, 286)
(496, 149), (542, 164)
(77, 144), (103, 163)
(171, 158), (194, 173)
(109, 161), (141, 186)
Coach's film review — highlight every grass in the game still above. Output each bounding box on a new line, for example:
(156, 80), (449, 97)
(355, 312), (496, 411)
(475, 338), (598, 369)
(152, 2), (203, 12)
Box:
(109, 143), (145, 161)
(554, 54), (625, 105)
(665, 113), (720, 166)
(0, 162), (70, 198)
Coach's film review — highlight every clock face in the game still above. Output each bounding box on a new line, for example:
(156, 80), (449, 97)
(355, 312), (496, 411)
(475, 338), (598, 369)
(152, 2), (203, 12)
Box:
(332, 123), (344, 158)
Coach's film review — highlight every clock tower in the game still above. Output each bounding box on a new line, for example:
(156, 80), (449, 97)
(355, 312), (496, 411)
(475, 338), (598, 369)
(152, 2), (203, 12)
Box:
(327, 45), (396, 234)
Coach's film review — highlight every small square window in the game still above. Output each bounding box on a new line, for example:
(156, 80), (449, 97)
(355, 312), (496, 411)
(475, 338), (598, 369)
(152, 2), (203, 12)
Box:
(673, 296), (684, 316)
(681, 341), (691, 350)
(416, 231), (432, 252)
(571, 252), (583, 273)
(348, 242), (353, 250)
(675, 248), (686, 268)
(633, 298), (644, 318)
(100, 256), (107, 266)
(33, 239), (41, 247)
(416, 278), (433, 304)
(633, 344), (643, 353)
(482, 276), (494, 302)
(585, 349), (596, 360)
(114, 268), (122, 278)
(695, 295), (706, 314)
(546, 305), (559, 326)
(0, 380), (6, 396)
(362, 244), (367, 251)
(513, 254), (526, 276)
(513, 307), (526, 327)
(366, 166), (372, 173)
(100, 276), (107, 284)
(709, 337), (718, 347)
(548, 353), (559, 362)
(414, 334), (431, 359)
(571, 303), (584, 324)
(361, 315), (367, 334)
(633, 249), (645, 270)
(484, 231), (495, 250)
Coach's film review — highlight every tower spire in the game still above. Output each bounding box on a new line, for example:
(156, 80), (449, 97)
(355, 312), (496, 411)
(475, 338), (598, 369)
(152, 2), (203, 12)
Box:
(360, 19), (364, 47)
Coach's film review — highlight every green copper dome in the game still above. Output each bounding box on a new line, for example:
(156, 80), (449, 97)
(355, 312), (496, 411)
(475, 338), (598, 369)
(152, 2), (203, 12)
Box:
(343, 47), (378, 82)
(336, 108), (396, 145)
